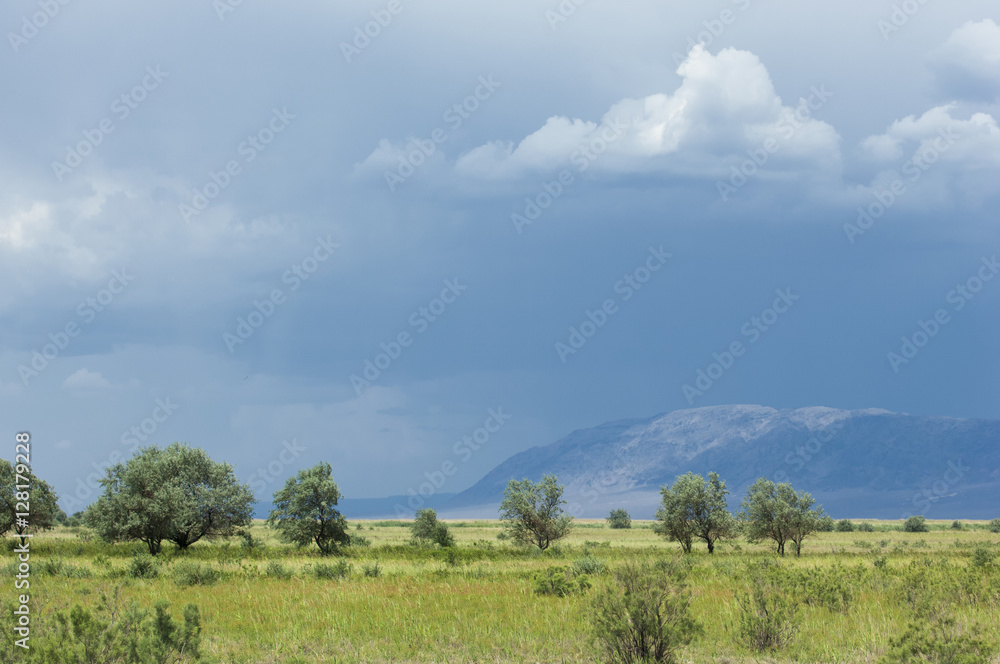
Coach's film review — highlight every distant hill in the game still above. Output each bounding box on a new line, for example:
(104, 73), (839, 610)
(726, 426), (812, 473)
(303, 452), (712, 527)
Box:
(440, 405), (1000, 520)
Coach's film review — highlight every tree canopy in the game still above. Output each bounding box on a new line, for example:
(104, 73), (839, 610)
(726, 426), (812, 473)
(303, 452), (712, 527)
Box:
(1, 459), (60, 542)
(739, 477), (825, 556)
(267, 462), (350, 555)
(85, 443), (255, 554)
(498, 474), (573, 550)
(654, 472), (736, 554)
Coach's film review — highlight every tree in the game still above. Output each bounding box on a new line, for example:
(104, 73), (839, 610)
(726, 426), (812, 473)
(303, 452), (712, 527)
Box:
(654, 472), (736, 554)
(607, 508), (632, 529)
(836, 519), (855, 532)
(1, 459), (60, 543)
(498, 474), (573, 550)
(411, 508), (454, 547)
(86, 443), (254, 554)
(989, 518), (1000, 534)
(268, 462), (350, 555)
(903, 515), (929, 533)
(739, 478), (826, 557)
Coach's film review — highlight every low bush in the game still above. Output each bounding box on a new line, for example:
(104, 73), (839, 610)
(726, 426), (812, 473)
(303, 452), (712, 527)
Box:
(589, 559), (699, 664)
(313, 560), (352, 580)
(127, 554), (160, 580)
(11, 590), (203, 664)
(173, 561), (219, 587)
(574, 557), (607, 576)
(362, 562), (382, 578)
(858, 521), (876, 532)
(988, 518), (1000, 534)
(266, 561), (293, 579)
(533, 566), (591, 597)
(836, 519), (855, 532)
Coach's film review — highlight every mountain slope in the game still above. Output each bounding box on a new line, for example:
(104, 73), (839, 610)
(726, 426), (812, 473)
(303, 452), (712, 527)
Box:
(444, 405), (1000, 519)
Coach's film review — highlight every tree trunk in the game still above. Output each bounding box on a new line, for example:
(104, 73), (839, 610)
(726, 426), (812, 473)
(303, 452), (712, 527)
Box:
(707, 539), (715, 554)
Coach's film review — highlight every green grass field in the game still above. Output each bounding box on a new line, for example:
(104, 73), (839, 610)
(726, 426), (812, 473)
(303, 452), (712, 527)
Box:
(3, 519), (999, 663)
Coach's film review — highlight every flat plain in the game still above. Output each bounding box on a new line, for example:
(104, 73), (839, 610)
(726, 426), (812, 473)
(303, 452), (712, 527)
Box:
(3, 519), (999, 663)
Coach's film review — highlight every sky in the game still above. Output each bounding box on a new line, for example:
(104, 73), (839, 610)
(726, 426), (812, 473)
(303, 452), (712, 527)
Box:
(1, 0), (998, 512)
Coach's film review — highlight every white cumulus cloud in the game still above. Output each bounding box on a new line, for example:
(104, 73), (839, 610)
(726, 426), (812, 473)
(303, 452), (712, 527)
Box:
(454, 45), (841, 180)
(62, 368), (112, 390)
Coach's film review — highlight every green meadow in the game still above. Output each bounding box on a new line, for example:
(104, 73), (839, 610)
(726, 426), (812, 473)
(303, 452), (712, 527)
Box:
(3, 519), (999, 663)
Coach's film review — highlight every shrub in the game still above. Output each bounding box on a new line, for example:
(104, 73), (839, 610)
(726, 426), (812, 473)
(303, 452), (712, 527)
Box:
(734, 583), (799, 652)
(533, 566), (591, 597)
(988, 519), (1000, 534)
(817, 516), (836, 532)
(362, 562), (382, 578)
(589, 559), (700, 664)
(265, 561), (293, 579)
(951, 520), (963, 530)
(574, 557), (607, 576)
(127, 554), (160, 579)
(26, 590), (202, 664)
(313, 560), (352, 580)
(607, 509), (632, 529)
(858, 521), (876, 532)
(349, 535), (372, 548)
(971, 546), (996, 569)
(904, 516), (929, 533)
(238, 529), (263, 550)
(836, 519), (855, 532)
(880, 610), (997, 664)
(173, 561), (219, 587)
(411, 509), (455, 547)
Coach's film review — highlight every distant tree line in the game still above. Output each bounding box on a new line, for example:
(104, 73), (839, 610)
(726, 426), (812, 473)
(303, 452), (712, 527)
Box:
(4, 444), (1000, 558)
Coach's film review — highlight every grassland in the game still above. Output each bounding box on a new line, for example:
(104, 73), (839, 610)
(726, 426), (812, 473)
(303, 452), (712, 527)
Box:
(3, 519), (999, 663)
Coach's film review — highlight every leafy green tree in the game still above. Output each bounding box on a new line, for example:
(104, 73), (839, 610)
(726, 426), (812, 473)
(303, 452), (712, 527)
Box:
(739, 478), (826, 557)
(989, 518), (1000, 534)
(498, 474), (573, 550)
(654, 472), (736, 554)
(411, 508), (454, 547)
(903, 515), (929, 533)
(268, 462), (350, 555)
(0, 459), (60, 542)
(86, 443), (254, 554)
(607, 508), (632, 529)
